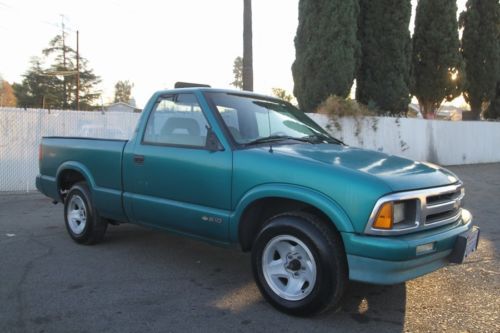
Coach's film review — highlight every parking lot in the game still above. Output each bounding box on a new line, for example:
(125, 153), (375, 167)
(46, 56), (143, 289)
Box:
(0, 163), (498, 333)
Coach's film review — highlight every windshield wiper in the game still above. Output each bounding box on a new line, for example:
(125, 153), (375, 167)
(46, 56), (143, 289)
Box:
(244, 135), (311, 146)
(300, 133), (345, 145)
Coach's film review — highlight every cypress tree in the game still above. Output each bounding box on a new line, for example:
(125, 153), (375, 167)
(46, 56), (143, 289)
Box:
(411, 0), (465, 119)
(292, 0), (360, 112)
(459, 0), (500, 120)
(356, 0), (411, 115)
(484, 82), (500, 120)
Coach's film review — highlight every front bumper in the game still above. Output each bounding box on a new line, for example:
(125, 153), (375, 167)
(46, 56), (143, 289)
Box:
(342, 209), (474, 285)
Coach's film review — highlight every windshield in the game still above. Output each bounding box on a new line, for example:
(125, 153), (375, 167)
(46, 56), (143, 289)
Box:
(206, 92), (340, 145)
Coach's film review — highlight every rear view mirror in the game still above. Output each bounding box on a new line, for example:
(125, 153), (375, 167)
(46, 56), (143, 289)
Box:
(206, 127), (223, 152)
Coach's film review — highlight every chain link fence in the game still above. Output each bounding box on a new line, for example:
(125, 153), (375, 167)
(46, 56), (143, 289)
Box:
(2, 108), (499, 192)
(0, 108), (140, 192)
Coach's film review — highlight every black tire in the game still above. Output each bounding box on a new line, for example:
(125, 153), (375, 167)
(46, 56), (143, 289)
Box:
(64, 182), (107, 245)
(251, 212), (347, 316)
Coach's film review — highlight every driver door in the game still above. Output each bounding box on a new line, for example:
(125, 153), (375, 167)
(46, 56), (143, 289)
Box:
(123, 93), (232, 242)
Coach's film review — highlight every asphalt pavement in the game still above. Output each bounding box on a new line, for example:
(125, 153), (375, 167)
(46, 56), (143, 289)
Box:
(0, 163), (499, 333)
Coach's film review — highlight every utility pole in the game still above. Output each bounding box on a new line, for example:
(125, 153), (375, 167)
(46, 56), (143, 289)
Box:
(243, 0), (253, 91)
(61, 14), (68, 109)
(76, 30), (80, 111)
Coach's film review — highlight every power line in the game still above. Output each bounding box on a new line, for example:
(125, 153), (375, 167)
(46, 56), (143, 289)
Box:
(41, 20), (60, 29)
(0, 1), (12, 9)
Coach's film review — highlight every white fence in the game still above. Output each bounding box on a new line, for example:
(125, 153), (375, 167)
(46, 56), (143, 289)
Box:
(309, 114), (500, 166)
(0, 108), (499, 192)
(0, 108), (139, 192)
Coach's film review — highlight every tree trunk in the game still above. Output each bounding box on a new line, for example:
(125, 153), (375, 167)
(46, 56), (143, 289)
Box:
(424, 108), (435, 119)
(243, 0), (253, 91)
(469, 101), (482, 120)
(418, 100), (435, 119)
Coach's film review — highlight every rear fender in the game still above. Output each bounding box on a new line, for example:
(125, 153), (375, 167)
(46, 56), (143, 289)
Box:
(56, 161), (96, 198)
(56, 161), (127, 221)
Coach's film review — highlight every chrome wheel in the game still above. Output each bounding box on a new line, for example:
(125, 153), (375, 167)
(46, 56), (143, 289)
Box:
(262, 235), (317, 301)
(67, 195), (87, 235)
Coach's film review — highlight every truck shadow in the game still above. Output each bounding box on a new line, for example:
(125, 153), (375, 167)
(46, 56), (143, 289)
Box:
(334, 282), (406, 327)
(103, 225), (406, 331)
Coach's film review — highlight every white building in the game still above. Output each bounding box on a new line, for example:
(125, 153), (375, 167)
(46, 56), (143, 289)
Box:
(105, 102), (141, 113)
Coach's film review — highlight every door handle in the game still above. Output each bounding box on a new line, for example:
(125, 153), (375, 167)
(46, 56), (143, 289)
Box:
(133, 155), (145, 165)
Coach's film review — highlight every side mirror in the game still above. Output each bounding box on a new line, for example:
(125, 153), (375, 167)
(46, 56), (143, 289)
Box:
(206, 126), (223, 152)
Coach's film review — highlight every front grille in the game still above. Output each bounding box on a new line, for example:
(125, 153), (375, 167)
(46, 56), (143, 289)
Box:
(422, 186), (463, 226)
(426, 208), (461, 223)
(365, 182), (465, 236)
(426, 190), (461, 205)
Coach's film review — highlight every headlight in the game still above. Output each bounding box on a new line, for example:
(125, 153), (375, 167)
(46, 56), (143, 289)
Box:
(393, 202), (406, 224)
(372, 200), (416, 230)
(365, 183), (463, 236)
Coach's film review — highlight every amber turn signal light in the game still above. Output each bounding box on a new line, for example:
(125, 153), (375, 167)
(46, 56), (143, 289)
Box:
(373, 202), (393, 229)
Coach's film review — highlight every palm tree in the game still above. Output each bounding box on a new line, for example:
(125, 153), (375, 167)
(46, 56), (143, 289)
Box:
(243, 0), (253, 91)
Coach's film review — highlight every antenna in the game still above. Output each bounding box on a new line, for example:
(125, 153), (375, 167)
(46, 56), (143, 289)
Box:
(76, 30), (80, 111)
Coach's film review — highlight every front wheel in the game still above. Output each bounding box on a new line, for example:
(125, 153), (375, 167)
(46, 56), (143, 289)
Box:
(64, 182), (107, 245)
(251, 212), (347, 316)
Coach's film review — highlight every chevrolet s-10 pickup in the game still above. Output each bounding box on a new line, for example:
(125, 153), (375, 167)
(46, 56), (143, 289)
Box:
(37, 85), (479, 315)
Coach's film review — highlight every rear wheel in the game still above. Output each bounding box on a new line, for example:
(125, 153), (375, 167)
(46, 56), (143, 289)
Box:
(64, 182), (107, 245)
(251, 212), (347, 316)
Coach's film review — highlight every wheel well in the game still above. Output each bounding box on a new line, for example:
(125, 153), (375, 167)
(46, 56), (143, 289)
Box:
(238, 197), (339, 252)
(58, 169), (86, 200)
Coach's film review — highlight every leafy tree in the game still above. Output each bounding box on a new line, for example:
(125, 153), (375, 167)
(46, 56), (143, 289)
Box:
(292, 0), (360, 112)
(43, 35), (101, 110)
(230, 56), (243, 89)
(114, 80), (134, 103)
(484, 82), (500, 119)
(272, 88), (293, 102)
(356, 0), (412, 115)
(0, 76), (17, 107)
(13, 58), (59, 109)
(13, 34), (101, 110)
(42, 35), (72, 108)
(459, 0), (500, 120)
(411, 0), (465, 119)
(243, 0), (253, 91)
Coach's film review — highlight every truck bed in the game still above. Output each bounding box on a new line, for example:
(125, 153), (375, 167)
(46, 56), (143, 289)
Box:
(38, 137), (128, 221)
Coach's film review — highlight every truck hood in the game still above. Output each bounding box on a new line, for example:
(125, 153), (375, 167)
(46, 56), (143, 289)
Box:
(269, 143), (459, 192)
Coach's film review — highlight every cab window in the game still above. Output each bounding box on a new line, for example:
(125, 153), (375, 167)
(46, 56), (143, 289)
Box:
(143, 94), (209, 147)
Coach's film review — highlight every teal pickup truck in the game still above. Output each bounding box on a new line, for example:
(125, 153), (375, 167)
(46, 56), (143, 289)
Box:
(37, 86), (479, 315)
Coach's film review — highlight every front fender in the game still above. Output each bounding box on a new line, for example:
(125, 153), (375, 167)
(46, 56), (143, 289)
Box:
(229, 183), (354, 243)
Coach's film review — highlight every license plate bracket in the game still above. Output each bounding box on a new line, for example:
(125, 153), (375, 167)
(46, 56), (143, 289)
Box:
(449, 226), (480, 264)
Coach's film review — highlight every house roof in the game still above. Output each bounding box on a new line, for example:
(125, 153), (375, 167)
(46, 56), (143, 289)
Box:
(105, 102), (141, 112)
